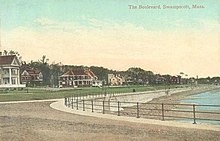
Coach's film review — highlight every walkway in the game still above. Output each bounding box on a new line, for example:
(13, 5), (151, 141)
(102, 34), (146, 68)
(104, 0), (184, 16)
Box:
(50, 99), (220, 131)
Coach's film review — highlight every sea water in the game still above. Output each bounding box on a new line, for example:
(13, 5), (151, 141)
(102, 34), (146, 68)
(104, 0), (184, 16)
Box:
(177, 90), (220, 125)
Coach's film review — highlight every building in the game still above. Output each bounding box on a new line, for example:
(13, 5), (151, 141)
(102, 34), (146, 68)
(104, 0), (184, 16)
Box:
(0, 55), (25, 88)
(59, 69), (98, 88)
(155, 76), (166, 84)
(20, 65), (43, 86)
(92, 80), (103, 87)
(108, 74), (125, 86)
(170, 76), (181, 84)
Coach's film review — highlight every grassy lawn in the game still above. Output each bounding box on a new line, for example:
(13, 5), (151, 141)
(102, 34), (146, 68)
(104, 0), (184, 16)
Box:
(0, 85), (185, 102)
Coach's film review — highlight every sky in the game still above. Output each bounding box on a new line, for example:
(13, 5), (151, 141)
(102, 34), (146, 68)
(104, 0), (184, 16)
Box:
(0, 0), (219, 77)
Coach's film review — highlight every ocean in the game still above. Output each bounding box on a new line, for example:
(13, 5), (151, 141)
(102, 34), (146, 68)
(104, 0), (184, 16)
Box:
(177, 90), (220, 125)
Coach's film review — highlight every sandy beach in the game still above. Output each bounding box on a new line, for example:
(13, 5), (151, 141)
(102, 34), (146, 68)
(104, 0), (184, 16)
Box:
(0, 86), (220, 141)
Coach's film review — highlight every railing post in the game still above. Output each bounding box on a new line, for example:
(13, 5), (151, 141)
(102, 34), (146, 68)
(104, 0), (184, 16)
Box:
(193, 104), (196, 124)
(66, 97), (68, 107)
(103, 101), (105, 114)
(137, 102), (140, 118)
(76, 98), (78, 110)
(64, 97), (67, 106)
(162, 103), (165, 121)
(68, 97), (70, 107)
(118, 101), (120, 116)
(71, 96), (73, 109)
(83, 100), (85, 111)
(92, 100), (94, 112)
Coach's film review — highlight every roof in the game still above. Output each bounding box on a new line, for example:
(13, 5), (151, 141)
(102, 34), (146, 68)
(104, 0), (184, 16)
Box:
(85, 70), (97, 78)
(61, 69), (97, 78)
(0, 55), (16, 65)
(26, 69), (41, 75)
(20, 65), (41, 75)
(62, 70), (75, 76)
(62, 69), (86, 76)
(72, 69), (87, 75)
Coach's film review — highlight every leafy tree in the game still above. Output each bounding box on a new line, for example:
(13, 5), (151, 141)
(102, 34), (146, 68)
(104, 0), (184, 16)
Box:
(50, 62), (62, 87)
(125, 67), (155, 85)
(90, 66), (115, 82)
(3, 50), (23, 63)
(29, 55), (50, 85)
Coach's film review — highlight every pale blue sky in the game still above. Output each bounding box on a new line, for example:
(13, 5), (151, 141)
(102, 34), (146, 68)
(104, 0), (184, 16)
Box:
(0, 0), (219, 77)
(0, 0), (219, 31)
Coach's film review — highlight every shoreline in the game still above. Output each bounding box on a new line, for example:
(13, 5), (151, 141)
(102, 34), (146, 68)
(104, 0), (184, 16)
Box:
(120, 86), (220, 122)
(148, 86), (220, 104)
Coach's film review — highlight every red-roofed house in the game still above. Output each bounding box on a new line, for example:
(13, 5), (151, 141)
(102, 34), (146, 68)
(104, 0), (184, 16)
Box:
(0, 55), (25, 88)
(20, 65), (43, 86)
(170, 76), (181, 84)
(59, 69), (98, 87)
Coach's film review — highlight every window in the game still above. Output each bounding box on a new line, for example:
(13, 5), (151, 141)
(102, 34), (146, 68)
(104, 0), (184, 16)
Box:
(12, 78), (16, 84)
(12, 69), (17, 75)
(4, 70), (8, 74)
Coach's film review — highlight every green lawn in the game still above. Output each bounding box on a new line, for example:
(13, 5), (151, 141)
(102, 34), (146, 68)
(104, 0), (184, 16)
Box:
(0, 85), (186, 102)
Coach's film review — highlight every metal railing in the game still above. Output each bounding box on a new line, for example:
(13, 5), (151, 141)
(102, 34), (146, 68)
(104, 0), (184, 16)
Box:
(64, 95), (220, 124)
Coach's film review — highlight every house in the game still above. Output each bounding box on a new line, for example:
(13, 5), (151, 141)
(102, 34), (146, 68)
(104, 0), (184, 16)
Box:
(0, 55), (25, 88)
(108, 74), (125, 86)
(92, 80), (103, 87)
(125, 76), (133, 85)
(59, 69), (98, 88)
(155, 76), (166, 84)
(20, 65), (43, 86)
(170, 76), (181, 84)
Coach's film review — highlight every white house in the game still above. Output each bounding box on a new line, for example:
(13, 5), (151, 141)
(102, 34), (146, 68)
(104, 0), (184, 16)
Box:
(108, 74), (125, 86)
(0, 55), (25, 88)
(59, 69), (98, 88)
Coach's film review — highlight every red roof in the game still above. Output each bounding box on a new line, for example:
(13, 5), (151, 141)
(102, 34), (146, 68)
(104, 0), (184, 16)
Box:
(62, 69), (97, 78)
(62, 70), (75, 76)
(85, 70), (97, 78)
(20, 65), (41, 75)
(26, 69), (41, 75)
(72, 69), (86, 75)
(0, 55), (16, 65)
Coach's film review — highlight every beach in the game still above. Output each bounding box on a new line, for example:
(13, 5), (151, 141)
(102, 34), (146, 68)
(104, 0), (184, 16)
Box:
(120, 86), (220, 121)
(0, 86), (220, 141)
(149, 86), (220, 104)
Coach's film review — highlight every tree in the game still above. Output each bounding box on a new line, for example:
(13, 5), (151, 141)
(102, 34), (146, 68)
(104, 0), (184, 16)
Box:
(125, 67), (155, 85)
(39, 55), (49, 64)
(3, 50), (23, 63)
(29, 55), (51, 85)
(50, 62), (62, 87)
(90, 66), (115, 81)
(3, 50), (8, 55)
